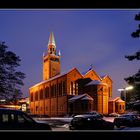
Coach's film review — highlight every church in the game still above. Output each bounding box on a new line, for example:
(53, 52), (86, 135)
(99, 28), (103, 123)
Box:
(29, 32), (125, 117)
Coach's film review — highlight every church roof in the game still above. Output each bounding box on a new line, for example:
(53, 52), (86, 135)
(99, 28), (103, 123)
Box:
(109, 97), (125, 102)
(82, 69), (102, 81)
(116, 99), (125, 102)
(30, 71), (67, 89)
(30, 67), (82, 89)
(100, 75), (108, 79)
(82, 69), (94, 76)
(81, 96), (93, 100)
(85, 80), (108, 86)
(68, 93), (93, 102)
(100, 75), (113, 82)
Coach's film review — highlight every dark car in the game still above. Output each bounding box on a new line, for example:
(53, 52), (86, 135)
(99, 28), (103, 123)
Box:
(113, 114), (140, 128)
(69, 114), (114, 130)
(0, 108), (52, 130)
(85, 111), (103, 119)
(108, 113), (120, 117)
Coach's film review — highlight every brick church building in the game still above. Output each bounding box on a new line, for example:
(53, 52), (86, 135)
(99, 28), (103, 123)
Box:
(29, 32), (125, 117)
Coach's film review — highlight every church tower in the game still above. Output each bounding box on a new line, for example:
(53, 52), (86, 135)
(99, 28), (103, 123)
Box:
(43, 32), (61, 80)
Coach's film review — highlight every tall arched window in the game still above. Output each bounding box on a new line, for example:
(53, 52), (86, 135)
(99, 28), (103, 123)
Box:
(40, 89), (43, 100)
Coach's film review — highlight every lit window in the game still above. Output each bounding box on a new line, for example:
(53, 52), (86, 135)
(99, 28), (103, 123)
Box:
(2, 114), (8, 122)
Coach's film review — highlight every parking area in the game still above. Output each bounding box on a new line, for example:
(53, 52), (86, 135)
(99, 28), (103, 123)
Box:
(33, 116), (140, 131)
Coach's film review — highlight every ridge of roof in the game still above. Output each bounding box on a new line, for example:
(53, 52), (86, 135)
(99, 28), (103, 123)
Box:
(68, 93), (93, 102)
(85, 80), (108, 86)
(29, 67), (82, 89)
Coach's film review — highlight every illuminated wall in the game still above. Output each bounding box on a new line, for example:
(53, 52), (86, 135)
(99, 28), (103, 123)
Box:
(29, 32), (115, 116)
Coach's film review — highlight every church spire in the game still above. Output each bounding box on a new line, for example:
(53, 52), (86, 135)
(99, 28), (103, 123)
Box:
(48, 32), (56, 47)
(43, 32), (61, 80)
(48, 32), (56, 55)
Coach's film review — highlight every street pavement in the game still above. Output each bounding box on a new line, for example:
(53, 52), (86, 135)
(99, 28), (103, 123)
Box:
(33, 116), (140, 131)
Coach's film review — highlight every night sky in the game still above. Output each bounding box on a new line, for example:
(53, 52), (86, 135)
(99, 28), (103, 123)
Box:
(0, 9), (140, 98)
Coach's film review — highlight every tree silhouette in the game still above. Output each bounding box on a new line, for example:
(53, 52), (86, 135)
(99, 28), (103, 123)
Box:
(131, 13), (140, 38)
(0, 42), (25, 103)
(124, 13), (140, 111)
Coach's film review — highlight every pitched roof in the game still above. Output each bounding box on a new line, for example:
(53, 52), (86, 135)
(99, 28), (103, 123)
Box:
(85, 80), (108, 86)
(109, 97), (125, 102)
(116, 99), (125, 102)
(109, 97), (120, 102)
(29, 67), (82, 89)
(100, 75), (113, 82)
(82, 69), (102, 80)
(100, 75), (108, 79)
(68, 93), (93, 102)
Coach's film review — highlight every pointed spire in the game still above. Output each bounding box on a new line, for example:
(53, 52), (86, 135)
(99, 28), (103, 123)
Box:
(47, 32), (57, 55)
(48, 32), (56, 47)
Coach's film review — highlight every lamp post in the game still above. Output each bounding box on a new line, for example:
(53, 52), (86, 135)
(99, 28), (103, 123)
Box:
(118, 86), (134, 102)
(118, 86), (134, 109)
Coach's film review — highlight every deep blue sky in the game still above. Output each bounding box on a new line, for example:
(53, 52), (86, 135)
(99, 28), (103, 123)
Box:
(0, 9), (140, 98)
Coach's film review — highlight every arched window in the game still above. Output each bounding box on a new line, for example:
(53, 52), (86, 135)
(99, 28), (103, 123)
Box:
(40, 89), (43, 100)
(120, 105), (121, 110)
(30, 92), (33, 102)
(35, 91), (38, 101)
(45, 87), (49, 98)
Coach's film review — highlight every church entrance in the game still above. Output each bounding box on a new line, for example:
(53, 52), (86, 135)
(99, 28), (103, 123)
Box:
(68, 93), (93, 115)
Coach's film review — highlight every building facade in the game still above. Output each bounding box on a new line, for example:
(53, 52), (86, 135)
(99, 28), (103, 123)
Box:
(108, 97), (125, 114)
(29, 32), (125, 117)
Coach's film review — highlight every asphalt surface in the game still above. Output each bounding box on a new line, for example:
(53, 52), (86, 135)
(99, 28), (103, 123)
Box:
(33, 117), (140, 131)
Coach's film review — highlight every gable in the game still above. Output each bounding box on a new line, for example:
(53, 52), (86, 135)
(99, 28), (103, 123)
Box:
(101, 75), (113, 85)
(67, 67), (83, 80)
(68, 93), (93, 102)
(83, 69), (101, 81)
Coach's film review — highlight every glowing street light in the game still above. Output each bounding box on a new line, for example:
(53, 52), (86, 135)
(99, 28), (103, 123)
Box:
(118, 85), (134, 102)
(125, 86), (134, 91)
(0, 99), (6, 102)
(118, 85), (134, 110)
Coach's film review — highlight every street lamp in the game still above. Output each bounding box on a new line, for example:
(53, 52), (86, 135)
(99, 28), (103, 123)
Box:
(118, 85), (134, 102)
(118, 86), (134, 110)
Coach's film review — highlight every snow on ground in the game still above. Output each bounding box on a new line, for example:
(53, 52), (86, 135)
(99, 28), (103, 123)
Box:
(33, 116), (140, 131)
(34, 117), (73, 122)
(34, 116), (114, 122)
(103, 117), (115, 122)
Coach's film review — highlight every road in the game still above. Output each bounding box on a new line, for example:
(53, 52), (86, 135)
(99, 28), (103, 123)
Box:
(33, 117), (140, 131)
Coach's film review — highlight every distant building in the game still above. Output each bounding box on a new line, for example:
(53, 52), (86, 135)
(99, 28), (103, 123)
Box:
(108, 97), (125, 114)
(29, 32), (125, 117)
(0, 97), (29, 112)
(18, 97), (30, 112)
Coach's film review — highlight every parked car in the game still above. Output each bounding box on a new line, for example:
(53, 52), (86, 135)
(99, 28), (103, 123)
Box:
(69, 114), (114, 130)
(108, 113), (120, 117)
(85, 111), (103, 119)
(0, 108), (52, 130)
(113, 114), (140, 128)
